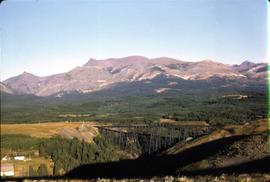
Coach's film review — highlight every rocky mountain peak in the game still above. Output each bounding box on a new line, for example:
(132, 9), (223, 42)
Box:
(232, 60), (267, 79)
(240, 60), (255, 66)
(83, 58), (97, 66)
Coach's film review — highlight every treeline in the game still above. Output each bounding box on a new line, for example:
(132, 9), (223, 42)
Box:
(39, 136), (128, 175)
(162, 110), (258, 126)
(1, 134), (43, 151)
(161, 93), (267, 126)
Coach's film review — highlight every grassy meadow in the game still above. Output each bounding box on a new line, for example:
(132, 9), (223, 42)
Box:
(0, 121), (96, 138)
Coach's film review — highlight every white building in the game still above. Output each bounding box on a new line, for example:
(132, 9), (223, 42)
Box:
(14, 156), (25, 161)
(0, 163), (14, 176)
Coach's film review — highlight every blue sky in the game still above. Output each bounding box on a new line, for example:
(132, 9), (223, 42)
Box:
(0, 0), (268, 80)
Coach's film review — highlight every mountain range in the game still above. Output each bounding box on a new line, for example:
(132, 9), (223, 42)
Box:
(1, 56), (267, 97)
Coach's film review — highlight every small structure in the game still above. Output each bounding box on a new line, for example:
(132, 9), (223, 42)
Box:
(14, 156), (25, 161)
(1, 156), (9, 161)
(185, 137), (193, 142)
(0, 163), (14, 176)
(34, 150), (39, 157)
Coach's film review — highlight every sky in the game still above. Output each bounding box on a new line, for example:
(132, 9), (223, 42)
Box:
(0, 0), (268, 80)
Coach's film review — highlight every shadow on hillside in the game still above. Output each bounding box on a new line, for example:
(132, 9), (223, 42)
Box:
(180, 156), (270, 176)
(3, 134), (269, 181)
(64, 135), (254, 179)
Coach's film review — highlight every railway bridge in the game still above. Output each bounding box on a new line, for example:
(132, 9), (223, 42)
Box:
(97, 123), (210, 155)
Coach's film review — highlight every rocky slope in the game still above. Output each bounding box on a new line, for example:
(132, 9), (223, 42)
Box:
(2, 56), (267, 96)
(0, 82), (14, 94)
(232, 60), (267, 79)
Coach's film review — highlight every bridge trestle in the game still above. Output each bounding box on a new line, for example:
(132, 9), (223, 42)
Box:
(97, 125), (210, 155)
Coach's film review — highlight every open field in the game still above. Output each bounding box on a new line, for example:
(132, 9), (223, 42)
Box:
(0, 122), (97, 138)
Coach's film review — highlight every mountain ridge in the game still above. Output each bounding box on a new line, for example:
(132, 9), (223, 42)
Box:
(1, 56), (267, 96)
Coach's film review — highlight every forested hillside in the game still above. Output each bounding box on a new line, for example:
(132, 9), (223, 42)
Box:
(1, 83), (267, 126)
